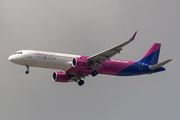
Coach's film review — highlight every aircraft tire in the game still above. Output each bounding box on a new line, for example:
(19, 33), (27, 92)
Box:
(25, 70), (29, 74)
(91, 70), (98, 77)
(78, 80), (84, 86)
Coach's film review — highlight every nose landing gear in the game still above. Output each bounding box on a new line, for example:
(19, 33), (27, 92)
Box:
(25, 65), (30, 74)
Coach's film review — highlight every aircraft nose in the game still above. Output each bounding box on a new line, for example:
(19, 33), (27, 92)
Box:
(8, 55), (17, 63)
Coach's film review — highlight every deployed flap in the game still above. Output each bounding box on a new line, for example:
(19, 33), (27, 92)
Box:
(87, 31), (137, 70)
(149, 59), (172, 70)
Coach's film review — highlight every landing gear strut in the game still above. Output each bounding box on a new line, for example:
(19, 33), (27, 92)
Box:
(25, 65), (30, 74)
(91, 70), (98, 77)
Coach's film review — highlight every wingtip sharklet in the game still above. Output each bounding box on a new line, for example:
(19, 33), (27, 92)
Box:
(131, 31), (137, 40)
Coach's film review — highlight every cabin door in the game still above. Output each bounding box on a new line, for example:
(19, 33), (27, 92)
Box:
(138, 62), (143, 70)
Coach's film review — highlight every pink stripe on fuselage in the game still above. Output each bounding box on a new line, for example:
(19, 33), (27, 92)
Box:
(98, 59), (135, 75)
(141, 43), (161, 59)
(66, 56), (135, 75)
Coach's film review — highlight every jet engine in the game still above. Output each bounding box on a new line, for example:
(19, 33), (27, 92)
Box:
(52, 71), (71, 82)
(72, 57), (89, 68)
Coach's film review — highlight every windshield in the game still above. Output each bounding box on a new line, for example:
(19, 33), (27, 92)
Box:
(15, 52), (23, 54)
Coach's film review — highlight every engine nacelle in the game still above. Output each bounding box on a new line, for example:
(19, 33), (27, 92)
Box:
(52, 71), (70, 82)
(72, 57), (89, 68)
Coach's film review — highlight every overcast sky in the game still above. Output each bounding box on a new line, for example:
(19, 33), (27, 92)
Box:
(1, 0), (179, 120)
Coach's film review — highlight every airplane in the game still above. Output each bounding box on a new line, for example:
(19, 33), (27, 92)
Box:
(8, 31), (172, 86)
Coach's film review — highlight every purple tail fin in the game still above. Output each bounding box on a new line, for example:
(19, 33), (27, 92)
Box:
(139, 43), (161, 65)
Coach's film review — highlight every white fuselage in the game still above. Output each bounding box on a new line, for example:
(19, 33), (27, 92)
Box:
(8, 50), (81, 71)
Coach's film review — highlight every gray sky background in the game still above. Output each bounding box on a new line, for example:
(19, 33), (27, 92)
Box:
(1, 0), (179, 120)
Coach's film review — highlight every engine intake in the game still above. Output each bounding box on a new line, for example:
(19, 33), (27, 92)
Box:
(72, 57), (89, 68)
(52, 71), (70, 82)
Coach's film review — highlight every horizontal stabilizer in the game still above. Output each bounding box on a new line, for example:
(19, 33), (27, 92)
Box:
(149, 59), (172, 70)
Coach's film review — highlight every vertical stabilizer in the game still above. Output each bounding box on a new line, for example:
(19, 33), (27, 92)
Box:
(139, 43), (161, 65)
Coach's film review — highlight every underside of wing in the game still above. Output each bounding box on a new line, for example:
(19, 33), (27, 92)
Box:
(67, 72), (88, 81)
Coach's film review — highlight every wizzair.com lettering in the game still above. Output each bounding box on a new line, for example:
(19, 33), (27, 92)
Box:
(36, 52), (56, 60)
(8, 31), (172, 86)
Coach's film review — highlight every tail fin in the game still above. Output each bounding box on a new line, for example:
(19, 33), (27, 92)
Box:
(139, 43), (161, 65)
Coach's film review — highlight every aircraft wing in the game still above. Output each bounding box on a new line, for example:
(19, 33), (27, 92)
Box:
(67, 72), (88, 81)
(87, 31), (137, 70)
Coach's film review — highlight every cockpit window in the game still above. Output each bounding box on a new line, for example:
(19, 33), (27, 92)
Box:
(15, 52), (23, 54)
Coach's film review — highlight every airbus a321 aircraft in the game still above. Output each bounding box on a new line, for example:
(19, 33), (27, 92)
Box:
(9, 32), (172, 86)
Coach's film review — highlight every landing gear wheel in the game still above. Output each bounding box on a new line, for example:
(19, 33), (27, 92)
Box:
(25, 70), (29, 74)
(78, 80), (84, 86)
(91, 70), (98, 77)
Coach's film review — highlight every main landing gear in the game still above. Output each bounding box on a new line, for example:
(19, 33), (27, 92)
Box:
(78, 80), (85, 86)
(91, 70), (98, 77)
(77, 70), (98, 86)
(25, 65), (30, 74)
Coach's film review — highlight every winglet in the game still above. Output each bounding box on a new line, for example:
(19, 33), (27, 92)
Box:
(131, 31), (137, 40)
